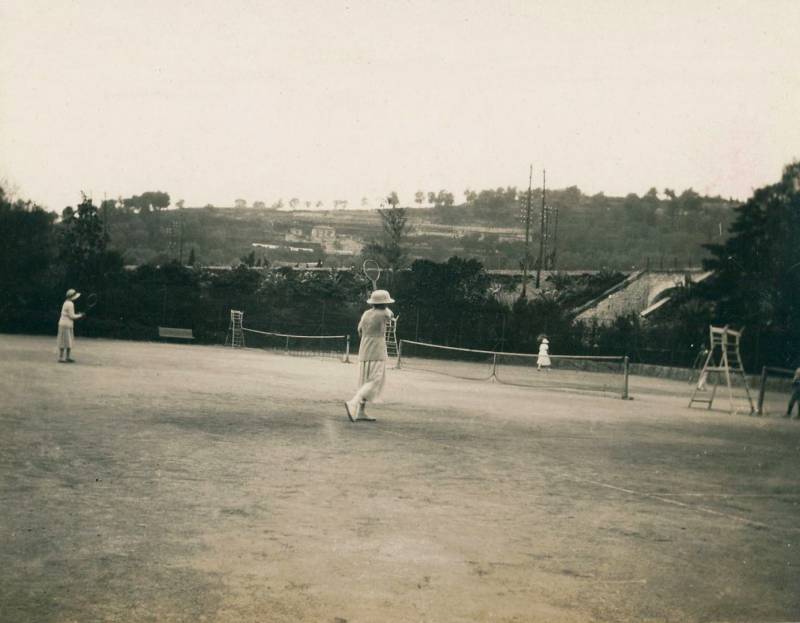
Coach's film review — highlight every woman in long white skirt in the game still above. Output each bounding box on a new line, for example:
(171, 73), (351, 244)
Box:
(57, 288), (84, 363)
(537, 337), (551, 371)
(345, 290), (395, 422)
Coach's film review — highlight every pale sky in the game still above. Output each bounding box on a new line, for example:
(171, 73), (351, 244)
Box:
(1, 0), (798, 211)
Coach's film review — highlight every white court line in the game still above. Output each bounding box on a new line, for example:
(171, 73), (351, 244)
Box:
(653, 492), (800, 498)
(372, 422), (800, 536)
(548, 474), (800, 535)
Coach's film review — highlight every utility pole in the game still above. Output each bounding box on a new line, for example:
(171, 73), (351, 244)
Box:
(536, 169), (546, 289)
(521, 165), (533, 298)
(178, 211), (184, 265)
(102, 192), (108, 239)
(550, 201), (559, 270)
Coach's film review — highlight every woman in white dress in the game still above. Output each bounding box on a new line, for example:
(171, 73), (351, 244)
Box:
(537, 337), (551, 371)
(57, 288), (84, 363)
(345, 289), (395, 422)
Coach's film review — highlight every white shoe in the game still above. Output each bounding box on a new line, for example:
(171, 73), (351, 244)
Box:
(355, 402), (375, 422)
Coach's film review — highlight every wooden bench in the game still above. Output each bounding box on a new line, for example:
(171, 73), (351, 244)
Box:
(158, 327), (194, 340)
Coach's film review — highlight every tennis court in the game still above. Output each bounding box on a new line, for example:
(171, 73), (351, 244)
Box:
(1, 334), (798, 622)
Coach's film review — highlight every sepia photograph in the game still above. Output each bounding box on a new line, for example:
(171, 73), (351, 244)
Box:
(1, 1), (799, 621)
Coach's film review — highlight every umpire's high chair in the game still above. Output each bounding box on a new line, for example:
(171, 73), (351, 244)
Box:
(385, 314), (399, 363)
(689, 325), (755, 415)
(226, 310), (245, 348)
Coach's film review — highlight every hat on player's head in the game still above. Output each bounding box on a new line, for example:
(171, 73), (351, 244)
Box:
(65, 288), (81, 301)
(367, 289), (394, 305)
(542, 338), (549, 344)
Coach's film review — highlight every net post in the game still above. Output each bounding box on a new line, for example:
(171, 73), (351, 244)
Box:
(622, 356), (630, 399)
(344, 335), (351, 363)
(490, 352), (498, 381)
(285, 335), (290, 354)
(757, 365), (767, 416)
(397, 340), (403, 369)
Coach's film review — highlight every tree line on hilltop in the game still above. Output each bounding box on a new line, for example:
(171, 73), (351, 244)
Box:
(59, 184), (738, 271)
(2, 164), (797, 368)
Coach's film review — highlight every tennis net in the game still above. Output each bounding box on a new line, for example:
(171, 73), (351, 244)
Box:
(398, 339), (629, 399)
(242, 328), (350, 361)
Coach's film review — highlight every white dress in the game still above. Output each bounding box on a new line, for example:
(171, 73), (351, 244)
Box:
(353, 308), (394, 403)
(57, 300), (80, 349)
(537, 342), (551, 367)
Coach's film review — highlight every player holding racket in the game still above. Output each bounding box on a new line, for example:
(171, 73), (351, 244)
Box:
(57, 288), (85, 363)
(345, 289), (395, 422)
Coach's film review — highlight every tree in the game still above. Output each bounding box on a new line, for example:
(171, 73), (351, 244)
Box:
(703, 163), (800, 328)
(679, 188), (702, 214)
(58, 195), (122, 290)
(386, 191), (400, 208)
(253, 201), (266, 209)
(644, 187), (659, 201)
(655, 163), (800, 366)
(175, 199), (185, 209)
(123, 191), (170, 214)
(0, 185), (57, 324)
(187, 247), (196, 266)
(382, 204), (409, 240)
(404, 257), (491, 308)
(663, 188), (679, 228)
(428, 190), (454, 208)
(561, 186), (581, 209)
(414, 191), (425, 206)
(234, 198), (247, 208)
(471, 187), (517, 221)
(240, 249), (256, 267)
(289, 198), (300, 210)
(364, 204), (411, 270)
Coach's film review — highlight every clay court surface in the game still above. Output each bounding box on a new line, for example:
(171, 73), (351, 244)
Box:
(1, 334), (799, 623)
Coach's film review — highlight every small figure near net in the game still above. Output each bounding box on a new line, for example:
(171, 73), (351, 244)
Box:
(785, 367), (800, 419)
(537, 335), (551, 371)
(345, 289), (395, 423)
(57, 288), (85, 363)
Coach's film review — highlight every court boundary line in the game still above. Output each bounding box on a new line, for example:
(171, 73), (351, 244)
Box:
(372, 418), (800, 536)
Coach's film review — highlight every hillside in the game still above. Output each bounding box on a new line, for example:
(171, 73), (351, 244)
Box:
(103, 187), (738, 270)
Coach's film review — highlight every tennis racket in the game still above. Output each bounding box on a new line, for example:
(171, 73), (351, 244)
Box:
(85, 293), (99, 311)
(362, 259), (381, 291)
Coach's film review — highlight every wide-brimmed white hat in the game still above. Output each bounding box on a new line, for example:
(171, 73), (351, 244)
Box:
(367, 289), (394, 305)
(65, 288), (81, 301)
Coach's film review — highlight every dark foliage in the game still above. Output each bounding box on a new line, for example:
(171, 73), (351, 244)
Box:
(646, 162), (800, 367)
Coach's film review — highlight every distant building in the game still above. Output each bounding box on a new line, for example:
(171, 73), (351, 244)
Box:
(311, 225), (336, 242)
(285, 227), (306, 242)
(323, 236), (363, 256)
